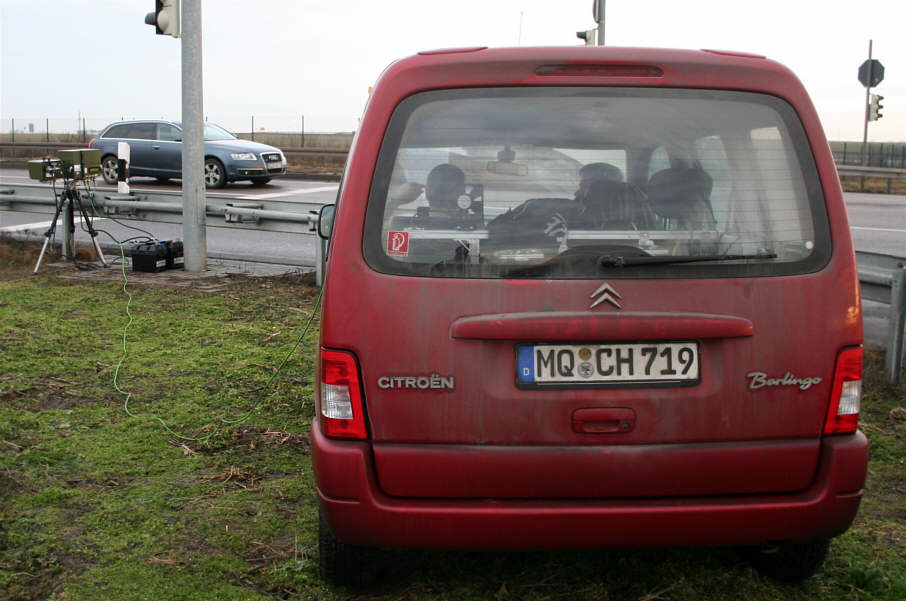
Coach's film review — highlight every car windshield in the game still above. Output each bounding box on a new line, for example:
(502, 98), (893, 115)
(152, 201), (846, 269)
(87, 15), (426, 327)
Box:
(363, 87), (829, 279)
(203, 123), (236, 141)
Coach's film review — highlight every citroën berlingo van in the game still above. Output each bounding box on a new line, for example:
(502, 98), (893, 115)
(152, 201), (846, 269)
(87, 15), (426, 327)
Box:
(313, 46), (867, 586)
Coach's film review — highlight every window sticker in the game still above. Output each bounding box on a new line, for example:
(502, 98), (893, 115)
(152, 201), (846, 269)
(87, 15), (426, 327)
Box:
(387, 231), (409, 256)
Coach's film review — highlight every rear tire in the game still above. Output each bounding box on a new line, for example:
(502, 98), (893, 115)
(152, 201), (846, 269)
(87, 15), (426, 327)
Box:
(318, 509), (379, 587)
(748, 539), (830, 582)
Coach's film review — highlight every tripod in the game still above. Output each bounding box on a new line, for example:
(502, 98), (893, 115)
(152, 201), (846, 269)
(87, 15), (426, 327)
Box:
(33, 178), (108, 274)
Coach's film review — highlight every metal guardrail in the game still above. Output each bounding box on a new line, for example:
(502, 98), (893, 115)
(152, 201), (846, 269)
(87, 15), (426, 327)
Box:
(0, 182), (321, 234)
(857, 251), (906, 383)
(837, 165), (906, 194)
(837, 165), (906, 179)
(0, 181), (328, 283)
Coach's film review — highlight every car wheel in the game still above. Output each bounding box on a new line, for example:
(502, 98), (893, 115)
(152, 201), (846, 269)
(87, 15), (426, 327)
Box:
(203, 158), (227, 189)
(318, 509), (379, 587)
(250, 177), (271, 186)
(101, 156), (118, 185)
(747, 539), (830, 582)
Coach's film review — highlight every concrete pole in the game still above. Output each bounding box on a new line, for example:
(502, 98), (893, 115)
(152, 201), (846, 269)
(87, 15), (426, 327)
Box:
(595, 1), (605, 46)
(181, 0), (206, 271)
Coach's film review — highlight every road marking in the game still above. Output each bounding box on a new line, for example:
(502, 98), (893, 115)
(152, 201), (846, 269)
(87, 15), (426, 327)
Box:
(0, 216), (109, 233)
(237, 186), (337, 200)
(851, 226), (906, 233)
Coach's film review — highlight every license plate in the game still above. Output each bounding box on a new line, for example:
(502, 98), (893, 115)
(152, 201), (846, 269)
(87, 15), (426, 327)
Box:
(517, 342), (699, 387)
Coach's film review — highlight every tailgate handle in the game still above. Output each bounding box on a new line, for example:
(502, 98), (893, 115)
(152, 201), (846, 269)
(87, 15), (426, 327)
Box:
(572, 407), (636, 434)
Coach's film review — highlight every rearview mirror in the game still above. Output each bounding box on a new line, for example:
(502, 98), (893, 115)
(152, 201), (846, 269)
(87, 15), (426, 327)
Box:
(486, 161), (528, 176)
(318, 204), (336, 239)
(486, 145), (527, 176)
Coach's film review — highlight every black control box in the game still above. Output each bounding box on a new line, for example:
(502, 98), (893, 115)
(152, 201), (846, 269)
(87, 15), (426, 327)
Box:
(129, 240), (184, 273)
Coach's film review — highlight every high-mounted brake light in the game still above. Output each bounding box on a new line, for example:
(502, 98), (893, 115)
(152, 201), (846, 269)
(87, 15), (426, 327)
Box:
(823, 347), (862, 435)
(535, 64), (664, 77)
(319, 348), (368, 440)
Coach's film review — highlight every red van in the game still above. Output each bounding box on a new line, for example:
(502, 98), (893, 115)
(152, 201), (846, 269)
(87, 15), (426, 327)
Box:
(313, 46), (867, 586)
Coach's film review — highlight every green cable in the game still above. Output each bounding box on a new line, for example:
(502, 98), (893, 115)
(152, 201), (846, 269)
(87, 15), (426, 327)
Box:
(85, 185), (323, 442)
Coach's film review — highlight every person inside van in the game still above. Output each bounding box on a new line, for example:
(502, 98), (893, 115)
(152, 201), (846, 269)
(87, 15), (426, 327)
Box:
(425, 163), (467, 213)
(577, 179), (659, 231)
(646, 167), (717, 230)
(423, 163), (476, 224)
(575, 162), (624, 202)
(413, 163), (482, 231)
(487, 161), (625, 250)
(646, 167), (719, 254)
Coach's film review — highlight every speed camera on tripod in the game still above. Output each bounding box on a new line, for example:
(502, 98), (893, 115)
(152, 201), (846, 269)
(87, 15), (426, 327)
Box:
(28, 148), (101, 182)
(29, 148), (108, 274)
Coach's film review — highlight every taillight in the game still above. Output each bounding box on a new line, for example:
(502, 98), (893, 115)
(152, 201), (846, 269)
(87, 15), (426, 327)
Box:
(823, 347), (862, 435)
(88, 139), (94, 148)
(319, 348), (368, 440)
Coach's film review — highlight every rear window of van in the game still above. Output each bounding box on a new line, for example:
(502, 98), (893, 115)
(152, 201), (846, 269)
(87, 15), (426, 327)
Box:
(363, 88), (830, 279)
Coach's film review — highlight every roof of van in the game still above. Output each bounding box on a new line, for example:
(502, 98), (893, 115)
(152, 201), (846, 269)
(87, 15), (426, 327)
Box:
(372, 46), (807, 102)
(366, 46), (819, 145)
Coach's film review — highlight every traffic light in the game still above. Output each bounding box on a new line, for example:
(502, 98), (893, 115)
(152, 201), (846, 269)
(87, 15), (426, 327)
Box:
(145, 0), (180, 38)
(869, 94), (884, 121)
(576, 29), (597, 45)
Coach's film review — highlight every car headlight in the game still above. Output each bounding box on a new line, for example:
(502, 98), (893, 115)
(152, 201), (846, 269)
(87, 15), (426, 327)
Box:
(230, 152), (258, 160)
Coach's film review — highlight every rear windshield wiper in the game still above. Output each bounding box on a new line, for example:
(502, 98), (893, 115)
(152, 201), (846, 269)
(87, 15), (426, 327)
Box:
(598, 252), (778, 267)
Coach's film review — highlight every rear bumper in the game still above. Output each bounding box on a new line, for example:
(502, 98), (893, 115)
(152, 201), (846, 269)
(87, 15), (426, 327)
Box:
(313, 424), (868, 550)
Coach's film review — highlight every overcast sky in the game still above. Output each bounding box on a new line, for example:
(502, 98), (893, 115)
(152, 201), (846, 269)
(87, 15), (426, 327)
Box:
(1, 0), (904, 141)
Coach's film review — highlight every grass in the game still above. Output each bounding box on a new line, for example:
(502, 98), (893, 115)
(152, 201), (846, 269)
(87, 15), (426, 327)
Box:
(1, 237), (904, 601)
(840, 176), (906, 195)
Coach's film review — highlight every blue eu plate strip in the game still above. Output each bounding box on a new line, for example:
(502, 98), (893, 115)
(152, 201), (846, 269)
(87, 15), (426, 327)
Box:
(517, 345), (535, 382)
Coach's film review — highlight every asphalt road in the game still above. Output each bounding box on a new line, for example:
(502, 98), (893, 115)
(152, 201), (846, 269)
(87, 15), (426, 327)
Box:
(1, 168), (903, 348)
(844, 192), (906, 256)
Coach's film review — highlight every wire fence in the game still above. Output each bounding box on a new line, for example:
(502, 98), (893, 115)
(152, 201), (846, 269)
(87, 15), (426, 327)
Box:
(830, 141), (906, 169)
(0, 115), (354, 150)
(2, 116), (904, 163)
